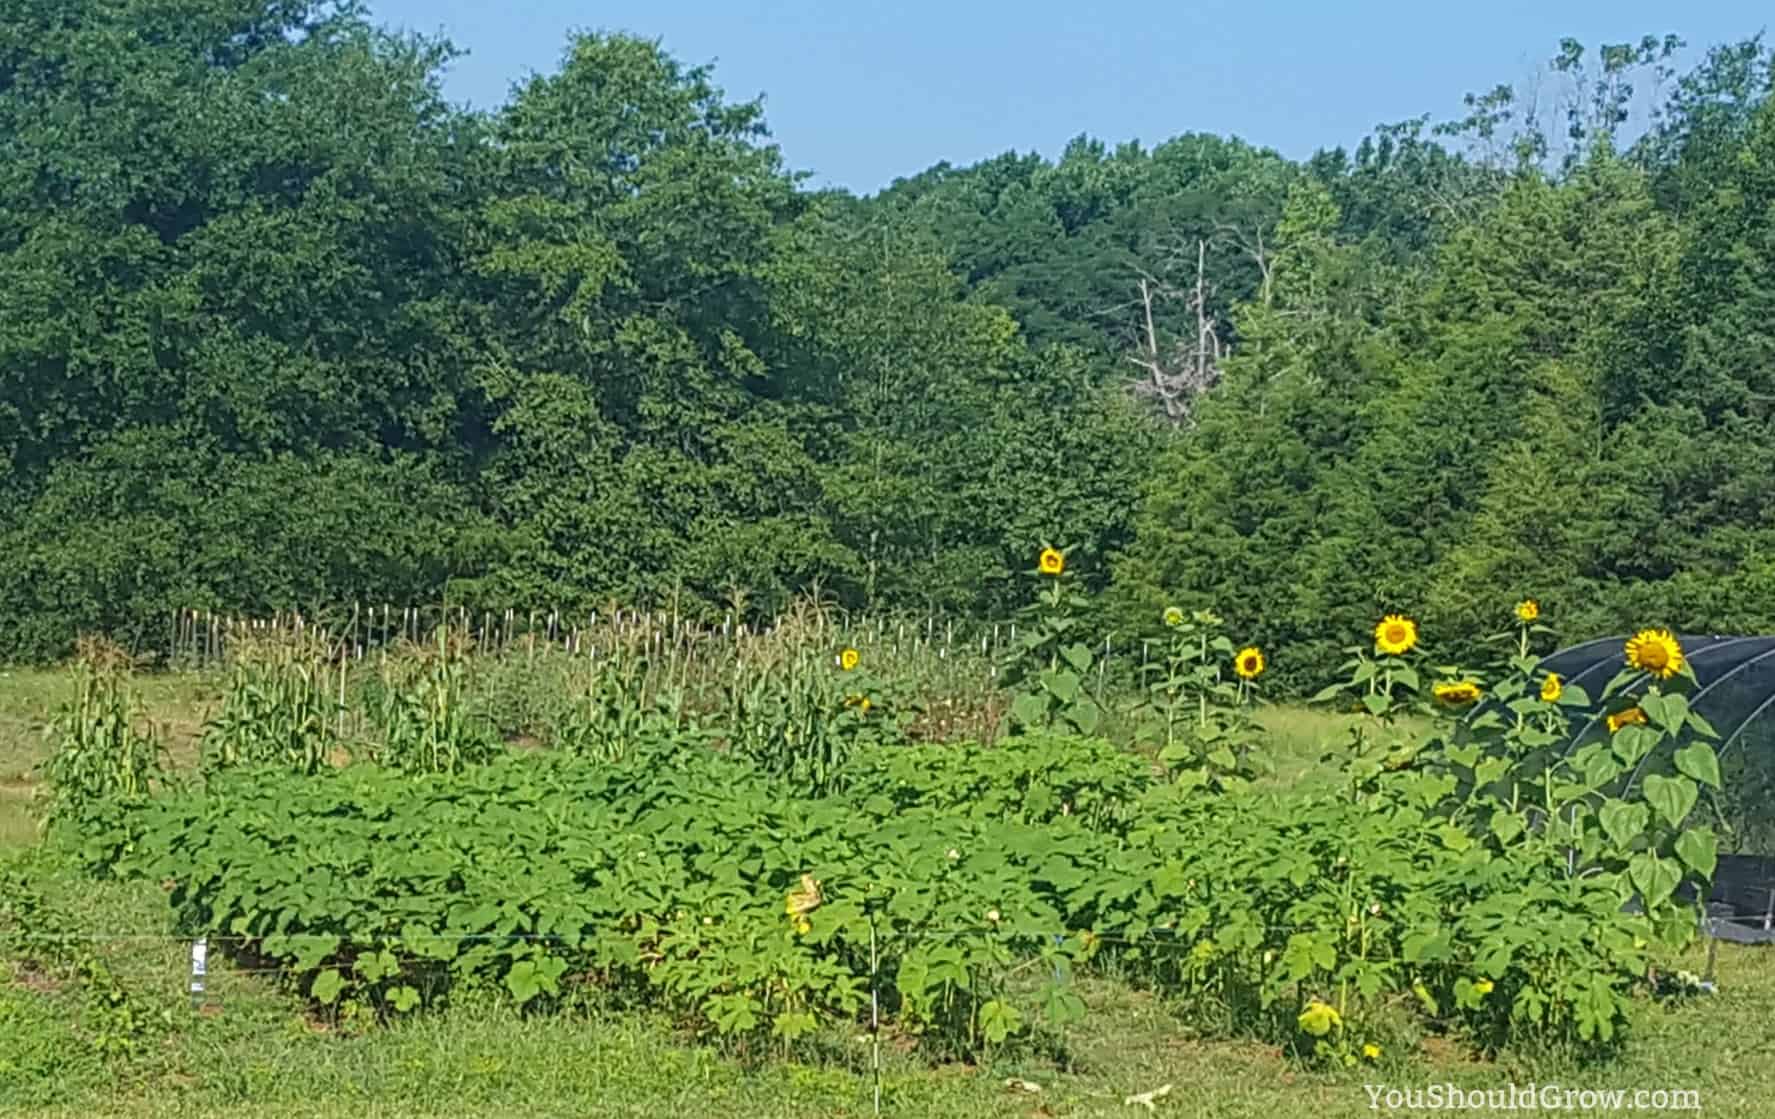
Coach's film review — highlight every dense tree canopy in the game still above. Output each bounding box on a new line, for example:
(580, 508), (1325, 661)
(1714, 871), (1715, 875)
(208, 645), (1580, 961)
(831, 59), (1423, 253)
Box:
(2, 2), (1773, 680)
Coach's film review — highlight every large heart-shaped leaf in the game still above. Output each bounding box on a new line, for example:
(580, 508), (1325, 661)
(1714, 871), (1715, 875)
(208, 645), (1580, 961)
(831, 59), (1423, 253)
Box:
(1629, 852), (1681, 908)
(1597, 800), (1649, 850)
(1042, 669), (1081, 703)
(1675, 827), (1719, 881)
(1641, 774), (1699, 828)
(1673, 741), (1722, 789)
(1611, 726), (1653, 766)
(1010, 692), (1049, 728)
(1490, 809), (1525, 845)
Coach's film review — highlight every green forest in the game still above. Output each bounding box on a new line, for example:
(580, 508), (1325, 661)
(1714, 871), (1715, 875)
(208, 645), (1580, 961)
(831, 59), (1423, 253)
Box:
(4, 2), (1775, 689)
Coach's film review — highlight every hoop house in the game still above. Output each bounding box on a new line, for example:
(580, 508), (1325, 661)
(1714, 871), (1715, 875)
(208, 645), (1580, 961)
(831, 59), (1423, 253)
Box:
(1534, 635), (1775, 944)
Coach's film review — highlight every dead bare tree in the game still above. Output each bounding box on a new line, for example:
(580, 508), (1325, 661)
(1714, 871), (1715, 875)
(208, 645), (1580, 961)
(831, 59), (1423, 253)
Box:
(1126, 238), (1224, 426)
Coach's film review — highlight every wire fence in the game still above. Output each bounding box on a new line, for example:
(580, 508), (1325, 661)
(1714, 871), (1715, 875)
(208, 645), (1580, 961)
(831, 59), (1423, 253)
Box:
(159, 605), (1160, 682)
(164, 605), (1022, 666)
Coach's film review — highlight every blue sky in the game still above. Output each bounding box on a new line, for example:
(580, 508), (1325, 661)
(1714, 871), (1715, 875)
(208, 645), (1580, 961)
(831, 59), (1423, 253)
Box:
(368, 1), (1768, 194)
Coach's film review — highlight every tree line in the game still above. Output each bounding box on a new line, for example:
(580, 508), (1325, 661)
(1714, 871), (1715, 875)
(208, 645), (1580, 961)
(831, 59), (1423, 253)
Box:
(2, 3), (1772, 688)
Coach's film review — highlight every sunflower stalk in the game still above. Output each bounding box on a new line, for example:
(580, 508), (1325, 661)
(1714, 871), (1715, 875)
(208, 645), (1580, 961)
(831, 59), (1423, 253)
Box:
(999, 548), (1103, 739)
(1134, 607), (1270, 791)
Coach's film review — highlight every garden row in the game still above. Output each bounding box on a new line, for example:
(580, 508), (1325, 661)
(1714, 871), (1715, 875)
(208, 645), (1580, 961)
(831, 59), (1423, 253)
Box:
(29, 564), (1732, 1067)
(59, 716), (1708, 1066)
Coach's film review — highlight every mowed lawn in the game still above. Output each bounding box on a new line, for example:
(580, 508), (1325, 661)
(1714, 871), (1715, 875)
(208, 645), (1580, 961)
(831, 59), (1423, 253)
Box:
(2, 668), (1770, 1118)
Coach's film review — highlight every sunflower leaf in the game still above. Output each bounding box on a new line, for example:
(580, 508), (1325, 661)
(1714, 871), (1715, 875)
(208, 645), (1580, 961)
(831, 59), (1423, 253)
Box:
(1642, 774), (1698, 829)
(1675, 827), (1718, 880)
(1674, 742), (1722, 789)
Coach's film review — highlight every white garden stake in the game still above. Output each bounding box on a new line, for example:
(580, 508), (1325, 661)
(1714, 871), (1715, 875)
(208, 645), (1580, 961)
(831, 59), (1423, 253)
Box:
(189, 937), (208, 1008)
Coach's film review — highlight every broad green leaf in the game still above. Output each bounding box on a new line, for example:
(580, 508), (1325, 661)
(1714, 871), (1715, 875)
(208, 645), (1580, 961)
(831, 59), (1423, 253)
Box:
(978, 999), (1023, 1044)
(1489, 809), (1524, 845)
(505, 960), (542, 1005)
(311, 968), (344, 1006)
(1010, 692), (1048, 728)
(1674, 828), (1718, 881)
(1673, 742), (1722, 789)
(1628, 853), (1681, 908)
(1597, 800), (1649, 850)
(1641, 774), (1699, 828)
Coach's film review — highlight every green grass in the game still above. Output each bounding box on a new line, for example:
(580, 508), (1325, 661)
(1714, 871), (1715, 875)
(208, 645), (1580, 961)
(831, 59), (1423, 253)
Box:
(3, 668), (1771, 1117)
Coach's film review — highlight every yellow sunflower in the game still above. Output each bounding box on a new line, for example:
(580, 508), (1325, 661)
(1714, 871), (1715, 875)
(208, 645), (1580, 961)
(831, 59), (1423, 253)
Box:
(1374, 614), (1419, 657)
(1540, 673), (1563, 704)
(838, 647), (860, 672)
(1432, 679), (1482, 707)
(1515, 599), (1540, 623)
(1038, 547), (1065, 576)
(1624, 629), (1684, 679)
(1297, 999), (1342, 1037)
(784, 874), (822, 922)
(1163, 606), (1185, 628)
(1606, 706), (1648, 734)
(1233, 646), (1265, 680)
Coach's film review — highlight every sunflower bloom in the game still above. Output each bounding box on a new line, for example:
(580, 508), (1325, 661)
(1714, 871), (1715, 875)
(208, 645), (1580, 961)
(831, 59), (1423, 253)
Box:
(838, 647), (860, 672)
(1540, 673), (1563, 704)
(1474, 979), (1494, 996)
(1607, 706), (1648, 734)
(1038, 547), (1065, 576)
(1163, 606), (1184, 628)
(1298, 999), (1342, 1037)
(1515, 599), (1540, 623)
(784, 874), (822, 921)
(1624, 629), (1684, 680)
(1432, 680), (1482, 707)
(1374, 614), (1418, 656)
(1233, 646), (1265, 680)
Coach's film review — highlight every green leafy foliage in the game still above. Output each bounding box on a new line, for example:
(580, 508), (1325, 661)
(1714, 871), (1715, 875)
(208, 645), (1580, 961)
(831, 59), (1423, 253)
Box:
(38, 641), (169, 826)
(66, 703), (1682, 1064)
(366, 630), (501, 774)
(202, 631), (343, 775)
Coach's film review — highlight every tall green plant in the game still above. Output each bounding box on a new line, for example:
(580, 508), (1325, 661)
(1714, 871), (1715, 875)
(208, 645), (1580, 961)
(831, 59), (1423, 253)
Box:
(38, 639), (167, 824)
(716, 601), (904, 793)
(1131, 606), (1272, 790)
(201, 631), (342, 775)
(370, 628), (501, 774)
(556, 646), (699, 762)
(998, 547), (1102, 738)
